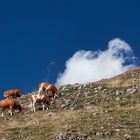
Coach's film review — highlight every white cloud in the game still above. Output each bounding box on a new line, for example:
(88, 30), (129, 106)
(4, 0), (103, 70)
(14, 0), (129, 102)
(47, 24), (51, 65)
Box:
(56, 38), (137, 86)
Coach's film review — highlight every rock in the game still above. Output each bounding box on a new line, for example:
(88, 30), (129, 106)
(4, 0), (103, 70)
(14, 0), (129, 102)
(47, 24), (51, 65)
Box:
(86, 137), (92, 140)
(95, 131), (112, 137)
(56, 133), (91, 140)
(94, 88), (98, 93)
(124, 134), (132, 139)
(115, 123), (123, 128)
(84, 91), (89, 97)
(115, 90), (122, 96)
(102, 88), (108, 93)
(47, 112), (56, 117)
(115, 129), (120, 132)
(93, 112), (98, 117)
(60, 99), (73, 109)
(64, 99), (72, 106)
(95, 132), (103, 137)
(78, 86), (82, 90)
(61, 104), (66, 109)
(115, 129), (120, 136)
(76, 92), (82, 97)
(56, 133), (66, 140)
(61, 86), (69, 91)
(74, 83), (80, 88)
(126, 86), (137, 94)
(84, 105), (94, 110)
(69, 133), (77, 140)
(104, 131), (111, 136)
(98, 86), (103, 90)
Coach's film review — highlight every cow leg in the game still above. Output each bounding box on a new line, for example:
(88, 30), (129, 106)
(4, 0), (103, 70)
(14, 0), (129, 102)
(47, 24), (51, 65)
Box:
(30, 103), (33, 112)
(46, 106), (49, 110)
(1, 108), (4, 117)
(1, 112), (4, 117)
(46, 103), (51, 110)
(30, 96), (36, 112)
(29, 98), (34, 112)
(31, 104), (34, 112)
(9, 106), (14, 115)
(38, 88), (41, 95)
(33, 102), (36, 112)
(1, 108), (7, 117)
(52, 91), (56, 99)
(42, 103), (45, 111)
(47, 105), (50, 110)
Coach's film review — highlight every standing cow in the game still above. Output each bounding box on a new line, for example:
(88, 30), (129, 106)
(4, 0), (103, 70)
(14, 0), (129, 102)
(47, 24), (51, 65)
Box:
(29, 93), (52, 112)
(38, 82), (59, 98)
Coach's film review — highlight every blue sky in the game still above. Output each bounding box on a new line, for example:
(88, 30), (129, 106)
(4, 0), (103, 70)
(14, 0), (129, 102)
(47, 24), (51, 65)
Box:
(0, 0), (140, 98)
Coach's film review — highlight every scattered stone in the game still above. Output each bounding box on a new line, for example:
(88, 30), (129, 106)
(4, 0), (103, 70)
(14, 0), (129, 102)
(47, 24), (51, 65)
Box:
(78, 85), (83, 90)
(74, 83), (80, 87)
(84, 91), (91, 97)
(98, 86), (103, 90)
(104, 131), (112, 136)
(47, 112), (56, 117)
(115, 129), (120, 132)
(115, 90), (122, 96)
(102, 88), (108, 93)
(93, 112), (97, 117)
(95, 131), (112, 137)
(56, 133), (91, 140)
(64, 99), (72, 106)
(124, 134), (132, 139)
(95, 132), (103, 137)
(126, 86), (137, 94)
(76, 92), (82, 97)
(61, 104), (66, 109)
(69, 133), (77, 140)
(56, 133), (66, 140)
(84, 105), (94, 110)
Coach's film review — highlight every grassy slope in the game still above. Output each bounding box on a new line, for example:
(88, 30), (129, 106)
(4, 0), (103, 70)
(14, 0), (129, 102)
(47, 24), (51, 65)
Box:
(0, 67), (140, 140)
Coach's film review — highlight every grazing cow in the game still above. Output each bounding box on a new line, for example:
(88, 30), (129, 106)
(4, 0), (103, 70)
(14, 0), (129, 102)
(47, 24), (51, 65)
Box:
(3, 89), (23, 99)
(38, 82), (59, 98)
(29, 93), (52, 112)
(0, 99), (22, 117)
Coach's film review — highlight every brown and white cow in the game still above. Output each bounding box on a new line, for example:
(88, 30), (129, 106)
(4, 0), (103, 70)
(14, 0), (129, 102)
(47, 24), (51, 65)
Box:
(29, 93), (52, 112)
(38, 82), (59, 98)
(3, 89), (23, 99)
(0, 99), (22, 117)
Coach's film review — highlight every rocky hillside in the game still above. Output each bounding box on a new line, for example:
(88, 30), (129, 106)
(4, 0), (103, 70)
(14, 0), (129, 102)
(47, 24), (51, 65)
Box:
(0, 67), (140, 140)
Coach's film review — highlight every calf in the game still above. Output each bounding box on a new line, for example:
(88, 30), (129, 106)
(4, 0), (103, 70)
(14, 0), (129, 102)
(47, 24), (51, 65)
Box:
(0, 99), (22, 117)
(3, 89), (23, 99)
(29, 93), (52, 112)
(38, 82), (58, 98)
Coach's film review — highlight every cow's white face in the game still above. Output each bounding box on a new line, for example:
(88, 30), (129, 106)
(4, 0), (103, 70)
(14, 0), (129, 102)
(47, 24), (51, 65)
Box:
(38, 83), (45, 94)
(45, 85), (51, 91)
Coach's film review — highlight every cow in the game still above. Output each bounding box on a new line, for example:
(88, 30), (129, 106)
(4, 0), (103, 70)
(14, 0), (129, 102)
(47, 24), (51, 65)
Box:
(38, 82), (59, 98)
(0, 99), (22, 117)
(3, 89), (23, 99)
(29, 93), (52, 112)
